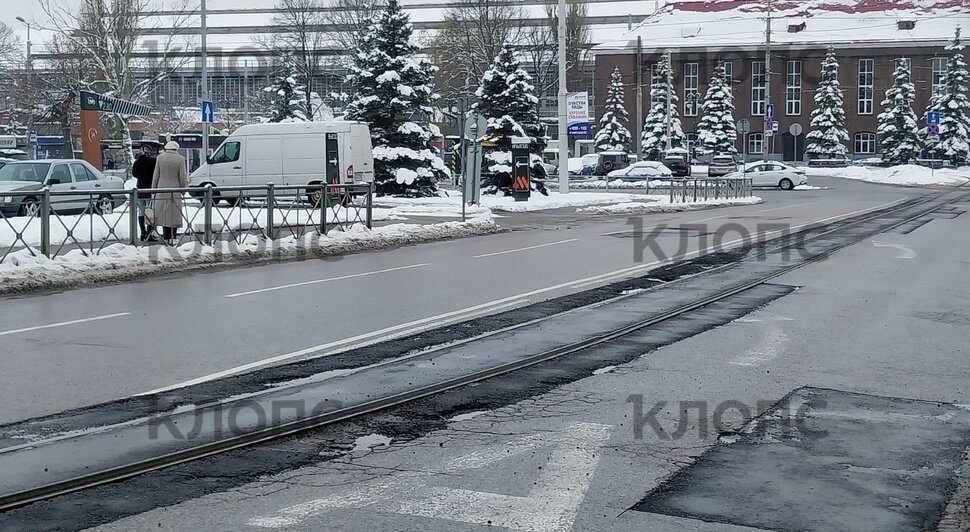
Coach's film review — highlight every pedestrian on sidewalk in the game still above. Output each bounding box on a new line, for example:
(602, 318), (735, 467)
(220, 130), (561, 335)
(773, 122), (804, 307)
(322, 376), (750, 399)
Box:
(131, 145), (158, 242)
(152, 141), (189, 246)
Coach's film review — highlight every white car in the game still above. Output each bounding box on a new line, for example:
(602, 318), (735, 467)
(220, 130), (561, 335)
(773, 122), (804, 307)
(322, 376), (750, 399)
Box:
(727, 162), (807, 190)
(607, 161), (673, 181)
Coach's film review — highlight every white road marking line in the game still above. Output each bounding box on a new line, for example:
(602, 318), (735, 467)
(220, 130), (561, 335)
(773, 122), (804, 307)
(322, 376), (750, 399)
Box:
(147, 196), (909, 395)
(224, 263), (430, 298)
(248, 422), (611, 530)
(0, 312), (131, 337)
(473, 238), (579, 258)
(139, 299), (527, 395)
(872, 241), (917, 259)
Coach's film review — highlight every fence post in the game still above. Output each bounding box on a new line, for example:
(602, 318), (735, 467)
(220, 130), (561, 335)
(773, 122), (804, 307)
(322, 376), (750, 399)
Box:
(204, 185), (213, 246)
(322, 185), (329, 235)
(128, 188), (138, 246)
(366, 183), (373, 229)
(682, 178), (687, 203)
(265, 183), (276, 240)
(669, 180), (674, 203)
(41, 187), (51, 258)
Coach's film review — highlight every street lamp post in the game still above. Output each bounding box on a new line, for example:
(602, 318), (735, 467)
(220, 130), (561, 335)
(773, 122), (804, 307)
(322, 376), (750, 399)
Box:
(201, 0), (210, 161)
(15, 16), (33, 158)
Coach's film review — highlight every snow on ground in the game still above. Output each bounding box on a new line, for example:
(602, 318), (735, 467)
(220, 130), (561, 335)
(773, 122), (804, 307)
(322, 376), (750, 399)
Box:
(375, 190), (648, 214)
(794, 184), (827, 190)
(351, 434), (392, 452)
(0, 217), (499, 293)
(809, 165), (970, 187)
(545, 179), (668, 190)
(576, 196), (763, 215)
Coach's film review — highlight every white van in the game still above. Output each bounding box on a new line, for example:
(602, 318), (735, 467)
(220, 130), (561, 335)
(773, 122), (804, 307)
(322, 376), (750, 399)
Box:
(189, 121), (374, 204)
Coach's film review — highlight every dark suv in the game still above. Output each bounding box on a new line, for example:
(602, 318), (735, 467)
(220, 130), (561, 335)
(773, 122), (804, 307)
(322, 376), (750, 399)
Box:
(593, 151), (631, 176)
(661, 152), (692, 177)
(708, 155), (739, 177)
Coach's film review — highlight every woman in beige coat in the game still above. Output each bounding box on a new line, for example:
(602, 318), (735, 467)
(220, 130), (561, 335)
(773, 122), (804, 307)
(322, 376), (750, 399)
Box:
(152, 141), (189, 245)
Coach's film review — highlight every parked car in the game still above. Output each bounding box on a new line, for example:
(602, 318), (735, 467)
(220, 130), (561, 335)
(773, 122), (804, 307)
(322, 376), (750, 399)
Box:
(0, 159), (125, 217)
(578, 154), (600, 176)
(189, 121), (374, 205)
(727, 162), (807, 190)
(593, 151), (631, 175)
(0, 158), (15, 170)
(708, 155), (739, 177)
(607, 161), (673, 181)
(0, 149), (30, 161)
(661, 150), (692, 177)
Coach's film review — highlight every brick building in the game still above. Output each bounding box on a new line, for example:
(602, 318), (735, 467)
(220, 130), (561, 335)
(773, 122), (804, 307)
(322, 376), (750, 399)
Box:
(591, 0), (969, 161)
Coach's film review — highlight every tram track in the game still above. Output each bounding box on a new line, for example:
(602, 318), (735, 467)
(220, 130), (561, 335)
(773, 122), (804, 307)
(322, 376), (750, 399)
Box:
(0, 190), (963, 513)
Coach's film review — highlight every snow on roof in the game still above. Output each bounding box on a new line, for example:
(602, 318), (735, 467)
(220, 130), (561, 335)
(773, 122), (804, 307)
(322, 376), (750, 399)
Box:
(594, 0), (970, 53)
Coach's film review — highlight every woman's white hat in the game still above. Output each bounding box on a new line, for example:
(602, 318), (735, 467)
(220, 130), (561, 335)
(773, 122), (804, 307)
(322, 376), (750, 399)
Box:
(164, 141), (180, 150)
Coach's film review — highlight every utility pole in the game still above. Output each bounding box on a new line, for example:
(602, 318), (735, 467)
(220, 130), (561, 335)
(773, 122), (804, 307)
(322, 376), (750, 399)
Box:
(665, 51), (672, 153)
(635, 36), (643, 160)
(15, 16), (32, 158)
(243, 60), (250, 125)
(201, 0), (210, 160)
(557, 0), (568, 193)
(763, 0), (772, 162)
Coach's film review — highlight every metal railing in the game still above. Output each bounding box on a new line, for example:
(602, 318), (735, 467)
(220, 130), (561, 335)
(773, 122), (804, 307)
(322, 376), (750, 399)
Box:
(0, 183), (373, 264)
(664, 177), (754, 203)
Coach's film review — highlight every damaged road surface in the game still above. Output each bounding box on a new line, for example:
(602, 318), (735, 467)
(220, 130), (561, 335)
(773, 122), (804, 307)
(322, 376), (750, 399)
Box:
(1, 186), (970, 531)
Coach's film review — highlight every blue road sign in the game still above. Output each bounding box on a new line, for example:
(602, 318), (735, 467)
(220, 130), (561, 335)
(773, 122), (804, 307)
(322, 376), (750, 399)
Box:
(28, 132), (37, 145)
(765, 103), (774, 118)
(926, 111), (940, 125)
(567, 123), (589, 136)
(201, 100), (215, 123)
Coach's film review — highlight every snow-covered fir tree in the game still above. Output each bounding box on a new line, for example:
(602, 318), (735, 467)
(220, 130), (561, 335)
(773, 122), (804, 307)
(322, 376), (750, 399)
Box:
(594, 68), (632, 152)
(876, 59), (920, 164)
(696, 62), (737, 155)
(640, 53), (684, 160)
(343, 0), (447, 196)
(927, 28), (970, 164)
(474, 42), (548, 195)
(805, 46), (848, 158)
(264, 54), (309, 123)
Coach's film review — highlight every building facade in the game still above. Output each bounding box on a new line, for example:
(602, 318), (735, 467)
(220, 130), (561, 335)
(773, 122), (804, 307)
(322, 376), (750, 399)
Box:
(591, 0), (967, 160)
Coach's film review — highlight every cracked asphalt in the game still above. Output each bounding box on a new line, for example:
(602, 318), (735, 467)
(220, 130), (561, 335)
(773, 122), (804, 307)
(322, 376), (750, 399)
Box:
(2, 177), (969, 532)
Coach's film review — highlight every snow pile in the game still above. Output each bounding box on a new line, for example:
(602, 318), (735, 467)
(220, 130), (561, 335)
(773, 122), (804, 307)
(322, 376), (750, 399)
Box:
(576, 196), (763, 215)
(546, 179), (667, 189)
(0, 217), (499, 293)
(810, 164), (970, 186)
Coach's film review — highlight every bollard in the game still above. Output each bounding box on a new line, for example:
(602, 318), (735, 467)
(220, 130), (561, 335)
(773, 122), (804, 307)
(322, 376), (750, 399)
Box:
(128, 188), (138, 246)
(266, 183), (276, 240)
(204, 185), (213, 246)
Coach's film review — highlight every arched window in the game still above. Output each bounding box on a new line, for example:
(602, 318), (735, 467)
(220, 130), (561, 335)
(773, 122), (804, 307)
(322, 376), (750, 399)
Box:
(748, 133), (764, 154)
(854, 132), (876, 154)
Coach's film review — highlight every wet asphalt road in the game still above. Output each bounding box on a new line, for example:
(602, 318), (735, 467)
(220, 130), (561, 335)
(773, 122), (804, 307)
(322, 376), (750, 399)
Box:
(0, 177), (922, 425)
(57, 181), (970, 532)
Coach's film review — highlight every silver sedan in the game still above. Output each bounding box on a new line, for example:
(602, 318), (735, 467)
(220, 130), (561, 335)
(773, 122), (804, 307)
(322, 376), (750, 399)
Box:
(0, 159), (126, 217)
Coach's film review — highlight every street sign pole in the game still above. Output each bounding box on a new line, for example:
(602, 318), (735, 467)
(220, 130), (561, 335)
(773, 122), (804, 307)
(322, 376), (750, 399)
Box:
(201, 0), (210, 161)
(458, 98), (468, 221)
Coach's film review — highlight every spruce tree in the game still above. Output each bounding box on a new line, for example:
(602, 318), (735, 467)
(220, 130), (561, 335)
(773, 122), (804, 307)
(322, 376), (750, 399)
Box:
(344, 0), (446, 196)
(594, 68), (632, 152)
(474, 42), (548, 195)
(805, 46), (848, 158)
(930, 28), (970, 165)
(876, 59), (920, 164)
(264, 54), (309, 123)
(696, 62), (737, 155)
(640, 53), (684, 161)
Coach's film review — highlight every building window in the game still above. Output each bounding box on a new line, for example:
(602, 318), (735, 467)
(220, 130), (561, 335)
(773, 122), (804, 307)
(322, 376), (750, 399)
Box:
(854, 132), (876, 153)
(722, 61), (733, 87)
(748, 133), (764, 154)
(858, 59), (874, 115)
(932, 57), (948, 97)
(751, 60), (766, 115)
(786, 60), (801, 115)
(898, 57), (911, 71)
(684, 62), (699, 116)
(651, 63), (663, 105)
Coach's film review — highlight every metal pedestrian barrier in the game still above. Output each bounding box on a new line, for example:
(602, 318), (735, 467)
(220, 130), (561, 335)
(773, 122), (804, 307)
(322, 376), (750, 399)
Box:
(0, 183), (374, 264)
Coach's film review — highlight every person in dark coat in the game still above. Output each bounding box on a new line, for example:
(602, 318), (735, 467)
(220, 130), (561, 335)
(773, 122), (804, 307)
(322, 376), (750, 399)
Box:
(131, 146), (158, 241)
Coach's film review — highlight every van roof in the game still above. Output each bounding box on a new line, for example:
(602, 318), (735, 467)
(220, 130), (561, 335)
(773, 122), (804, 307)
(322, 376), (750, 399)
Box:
(232, 121), (366, 136)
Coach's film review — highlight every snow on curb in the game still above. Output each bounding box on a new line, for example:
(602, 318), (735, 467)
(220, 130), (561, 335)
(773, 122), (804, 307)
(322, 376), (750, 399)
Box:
(576, 196), (763, 215)
(0, 217), (499, 294)
(808, 164), (970, 186)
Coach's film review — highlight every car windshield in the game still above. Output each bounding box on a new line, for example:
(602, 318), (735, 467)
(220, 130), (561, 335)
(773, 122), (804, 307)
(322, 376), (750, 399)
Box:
(0, 162), (50, 182)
